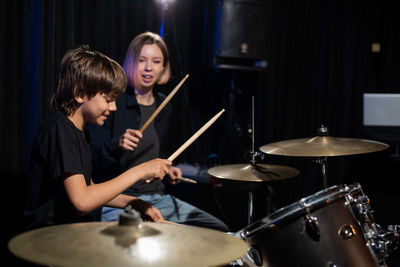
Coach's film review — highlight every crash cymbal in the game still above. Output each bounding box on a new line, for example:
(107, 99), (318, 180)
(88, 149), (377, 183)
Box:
(260, 136), (389, 157)
(208, 163), (300, 182)
(8, 222), (248, 267)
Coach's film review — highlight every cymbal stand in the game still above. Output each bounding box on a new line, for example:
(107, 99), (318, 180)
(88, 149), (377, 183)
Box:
(247, 96), (275, 224)
(248, 190), (254, 225)
(315, 157), (329, 188)
(248, 96), (273, 224)
(314, 125), (329, 188)
(248, 96), (256, 225)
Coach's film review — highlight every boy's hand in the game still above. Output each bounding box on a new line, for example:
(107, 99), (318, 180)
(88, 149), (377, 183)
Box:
(141, 158), (172, 181)
(128, 199), (164, 222)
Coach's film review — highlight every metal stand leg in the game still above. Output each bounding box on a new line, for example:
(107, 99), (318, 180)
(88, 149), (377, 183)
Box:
(322, 162), (328, 189)
(248, 191), (254, 225)
(265, 185), (275, 215)
(315, 157), (328, 188)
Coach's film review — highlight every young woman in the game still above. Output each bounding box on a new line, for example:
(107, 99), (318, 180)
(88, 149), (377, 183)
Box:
(88, 32), (229, 231)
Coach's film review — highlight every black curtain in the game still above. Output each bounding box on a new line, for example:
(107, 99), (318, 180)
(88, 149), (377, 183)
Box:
(3, 0), (400, 261)
(258, 0), (400, 222)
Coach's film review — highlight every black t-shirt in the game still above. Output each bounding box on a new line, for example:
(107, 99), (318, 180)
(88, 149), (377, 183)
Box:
(123, 102), (164, 195)
(88, 88), (172, 196)
(24, 111), (96, 230)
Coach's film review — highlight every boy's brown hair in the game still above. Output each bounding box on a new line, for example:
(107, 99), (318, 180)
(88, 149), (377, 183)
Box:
(51, 45), (127, 115)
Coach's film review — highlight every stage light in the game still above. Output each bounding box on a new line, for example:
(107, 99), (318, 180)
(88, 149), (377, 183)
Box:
(156, 0), (176, 37)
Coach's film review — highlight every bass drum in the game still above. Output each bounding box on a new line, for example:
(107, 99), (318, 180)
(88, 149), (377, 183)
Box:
(235, 183), (383, 267)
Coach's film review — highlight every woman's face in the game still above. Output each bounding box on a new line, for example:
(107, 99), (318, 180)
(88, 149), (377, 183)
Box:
(134, 44), (165, 91)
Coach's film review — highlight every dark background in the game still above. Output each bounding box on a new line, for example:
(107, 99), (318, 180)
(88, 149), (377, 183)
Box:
(2, 0), (400, 265)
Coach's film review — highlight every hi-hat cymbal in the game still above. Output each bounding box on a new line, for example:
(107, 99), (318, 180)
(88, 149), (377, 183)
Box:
(260, 136), (389, 157)
(8, 222), (248, 267)
(208, 163), (300, 182)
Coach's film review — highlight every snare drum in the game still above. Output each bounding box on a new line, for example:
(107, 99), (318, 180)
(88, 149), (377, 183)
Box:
(235, 183), (383, 267)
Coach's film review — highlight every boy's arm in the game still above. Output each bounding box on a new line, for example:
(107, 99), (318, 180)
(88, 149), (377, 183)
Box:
(62, 158), (170, 218)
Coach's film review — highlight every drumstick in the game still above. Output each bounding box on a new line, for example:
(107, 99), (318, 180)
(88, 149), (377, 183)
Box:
(139, 74), (189, 133)
(175, 177), (197, 184)
(168, 109), (225, 161)
(146, 176), (197, 184)
(145, 109), (224, 184)
(159, 219), (179, 225)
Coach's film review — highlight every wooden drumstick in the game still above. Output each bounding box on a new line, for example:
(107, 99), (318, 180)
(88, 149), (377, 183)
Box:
(159, 219), (179, 225)
(146, 176), (197, 184)
(146, 109), (224, 184)
(139, 74), (189, 133)
(168, 109), (225, 161)
(175, 177), (197, 184)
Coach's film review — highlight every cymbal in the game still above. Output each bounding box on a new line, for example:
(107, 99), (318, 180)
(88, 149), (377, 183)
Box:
(208, 163), (300, 182)
(8, 222), (248, 267)
(260, 136), (389, 157)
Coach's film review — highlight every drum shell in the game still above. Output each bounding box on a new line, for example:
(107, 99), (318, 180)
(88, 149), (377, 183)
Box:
(241, 197), (379, 267)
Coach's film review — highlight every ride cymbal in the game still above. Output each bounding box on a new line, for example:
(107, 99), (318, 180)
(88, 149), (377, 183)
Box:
(260, 136), (389, 157)
(208, 163), (300, 182)
(8, 222), (248, 267)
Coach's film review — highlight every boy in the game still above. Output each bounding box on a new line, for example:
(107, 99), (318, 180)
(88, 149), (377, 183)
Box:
(24, 45), (171, 230)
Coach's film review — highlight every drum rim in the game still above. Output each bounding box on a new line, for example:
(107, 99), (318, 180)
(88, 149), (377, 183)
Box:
(240, 182), (361, 238)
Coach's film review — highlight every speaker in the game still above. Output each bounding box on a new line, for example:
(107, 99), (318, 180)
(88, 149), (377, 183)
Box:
(204, 0), (271, 70)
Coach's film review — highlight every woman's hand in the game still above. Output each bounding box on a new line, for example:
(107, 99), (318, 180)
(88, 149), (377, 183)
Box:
(168, 166), (182, 185)
(119, 129), (143, 151)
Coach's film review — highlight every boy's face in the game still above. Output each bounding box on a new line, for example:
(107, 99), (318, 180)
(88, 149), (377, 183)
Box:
(80, 93), (116, 126)
(134, 44), (165, 90)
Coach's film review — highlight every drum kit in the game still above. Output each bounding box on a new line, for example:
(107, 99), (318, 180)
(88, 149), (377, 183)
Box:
(207, 125), (399, 267)
(206, 98), (399, 266)
(7, 96), (399, 266)
(9, 126), (398, 266)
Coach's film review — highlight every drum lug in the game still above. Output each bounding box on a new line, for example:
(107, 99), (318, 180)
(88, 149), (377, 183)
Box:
(305, 215), (320, 241)
(300, 198), (320, 241)
(338, 224), (356, 239)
